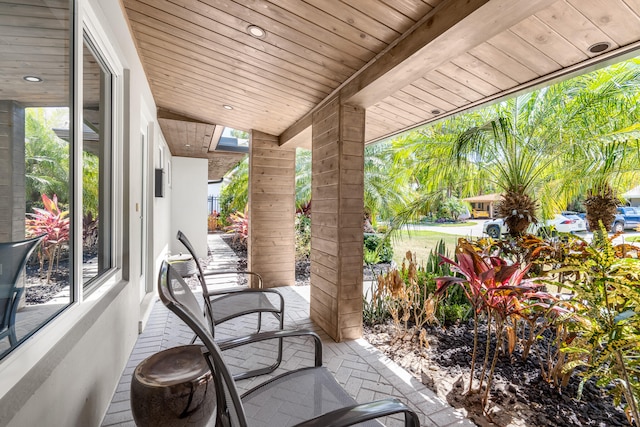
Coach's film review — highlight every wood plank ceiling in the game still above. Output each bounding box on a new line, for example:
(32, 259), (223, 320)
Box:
(5, 1), (640, 179)
(0, 0), (70, 107)
(0, 0), (101, 146)
(122, 0), (640, 159)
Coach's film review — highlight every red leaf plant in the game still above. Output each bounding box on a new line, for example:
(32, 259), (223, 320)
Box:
(225, 208), (248, 245)
(25, 194), (70, 283)
(436, 238), (558, 413)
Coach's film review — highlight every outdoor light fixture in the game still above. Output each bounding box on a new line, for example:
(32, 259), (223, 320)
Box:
(247, 24), (266, 39)
(431, 109), (441, 115)
(588, 42), (611, 54)
(223, 104), (234, 110)
(23, 75), (43, 82)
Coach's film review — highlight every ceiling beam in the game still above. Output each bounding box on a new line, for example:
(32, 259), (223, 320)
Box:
(208, 124), (224, 152)
(157, 108), (216, 124)
(280, 0), (557, 146)
(342, 0), (557, 107)
(279, 115), (312, 148)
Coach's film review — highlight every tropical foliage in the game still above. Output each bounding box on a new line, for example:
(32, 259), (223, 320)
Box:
(295, 213), (311, 261)
(219, 158), (249, 224)
(363, 240), (469, 329)
(386, 58), (640, 237)
(224, 208), (248, 244)
(363, 233), (393, 264)
(407, 232), (640, 423)
(549, 228), (640, 425)
(25, 108), (70, 212)
(25, 194), (70, 283)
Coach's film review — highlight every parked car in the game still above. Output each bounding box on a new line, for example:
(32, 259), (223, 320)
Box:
(578, 207), (640, 233)
(613, 206), (640, 232)
(483, 214), (587, 238)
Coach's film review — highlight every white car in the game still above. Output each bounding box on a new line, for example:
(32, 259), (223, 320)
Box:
(483, 214), (587, 238)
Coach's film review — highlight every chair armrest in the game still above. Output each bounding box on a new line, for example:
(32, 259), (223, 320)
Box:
(217, 329), (322, 368)
(292, 399), (420, 427)
(206, 287), (285, 312)
(202, 270), (264, 288)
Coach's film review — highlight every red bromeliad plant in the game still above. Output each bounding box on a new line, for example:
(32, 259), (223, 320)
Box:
(436, 239), (553, 411)
(25, 194), (70, 283)
(225, 208), (248, 245)
(208, 210), (220, 233)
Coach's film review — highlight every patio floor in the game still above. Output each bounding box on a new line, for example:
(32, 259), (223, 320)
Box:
(100, 235), (474, 427)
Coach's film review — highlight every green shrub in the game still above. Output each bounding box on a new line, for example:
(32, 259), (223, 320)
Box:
(295, 213), (311, 261)
(363, 279), (390, 326)
(363, 248), (381, 265)
(363, 240), (471, 330)
(363, 233), (393, 264)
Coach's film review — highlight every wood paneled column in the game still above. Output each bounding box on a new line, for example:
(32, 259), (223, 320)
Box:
(311, 97), (365, 342)
(248, 130), (296, 288)
(0, 101), (26, 242)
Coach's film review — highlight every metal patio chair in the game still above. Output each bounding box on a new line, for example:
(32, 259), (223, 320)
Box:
(158, 260), (421, 427)
(0, 235), (44, 346)
(176, 231), (285, 379)
(176, 230), (284, 336)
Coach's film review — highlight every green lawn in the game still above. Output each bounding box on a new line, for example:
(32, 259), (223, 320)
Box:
(419, 221), (477, 227)
(390, 230), (461, 265)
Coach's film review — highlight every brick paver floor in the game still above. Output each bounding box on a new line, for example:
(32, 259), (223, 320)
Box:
(101, 234), (474, 427)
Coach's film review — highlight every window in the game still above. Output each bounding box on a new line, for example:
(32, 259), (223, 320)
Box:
(0, 0), (73, 360)
(82, 37), (114, 287)
(0, 0), (119, 360)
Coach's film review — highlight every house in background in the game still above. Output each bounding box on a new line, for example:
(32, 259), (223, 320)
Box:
(463, 194), (503, 219)
(623, 185), (640, 206)
(2, 1), (640, 426)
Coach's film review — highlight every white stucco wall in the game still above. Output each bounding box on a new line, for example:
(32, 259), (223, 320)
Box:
(208, 181), (223, 198)
(0, 1), (172, 426)
(171, 157), (209, 259)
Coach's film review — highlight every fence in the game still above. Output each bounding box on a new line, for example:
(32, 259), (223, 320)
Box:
(208, 196), (220, 214)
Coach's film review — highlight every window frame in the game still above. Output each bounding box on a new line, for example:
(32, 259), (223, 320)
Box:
(0, 0), (126, 385)
(75, 2), (124, 301)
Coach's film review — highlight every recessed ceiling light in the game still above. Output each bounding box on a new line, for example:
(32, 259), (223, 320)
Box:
(247, 25), (266, 39)
(588, 42), (610, 54)
(23, 76), (42, 82)
(223, 104), (234, 110)
(431, 109), (441, 115)
(185, 144), (191, 147)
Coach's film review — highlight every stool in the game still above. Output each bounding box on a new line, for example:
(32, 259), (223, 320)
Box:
(167, 253), (198, 277)
(131, 345), (215, 426)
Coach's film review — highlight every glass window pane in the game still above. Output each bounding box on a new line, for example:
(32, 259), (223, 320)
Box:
(82, 38), (113, 286)
(0, 0), (73, 359)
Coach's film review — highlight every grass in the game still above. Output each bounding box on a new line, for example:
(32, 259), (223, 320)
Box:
(419, 221), (478, 227)
(390, 230), (461, 265)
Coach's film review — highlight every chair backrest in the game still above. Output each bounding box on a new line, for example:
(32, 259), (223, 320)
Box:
(175, 231), (217, 334)
(158, 261), (248, 427)
(0, 235), (44, 331)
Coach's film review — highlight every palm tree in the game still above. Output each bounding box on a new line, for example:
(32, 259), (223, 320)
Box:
(25, 108), (70, 211)
(452, 59), (640, 236)
(219, 158), (249, 221)
(295, 148), (311, 212)
(557, 60), (640, 235)
(363, 142), (412, 228)
(384, 113), (494, 230)
(452, 94), (561, 235)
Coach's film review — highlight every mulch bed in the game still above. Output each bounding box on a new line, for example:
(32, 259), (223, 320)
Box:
(365, 322), (629, 427)
(219, 234), (630, 426)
